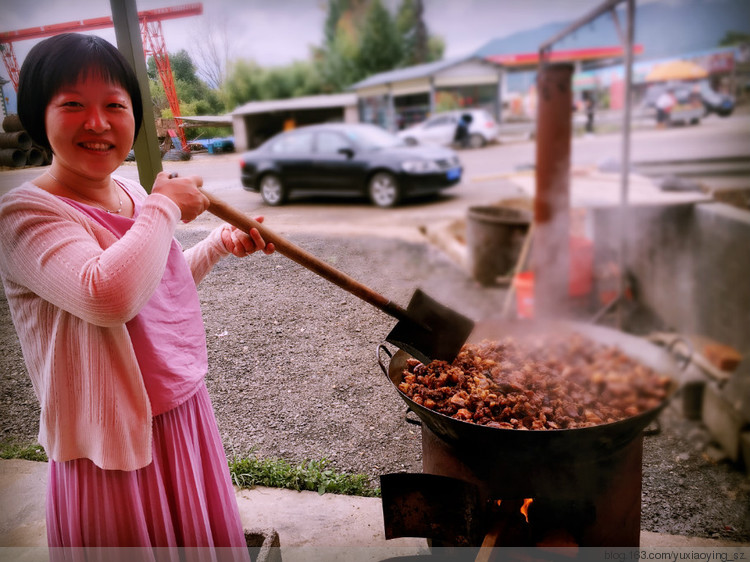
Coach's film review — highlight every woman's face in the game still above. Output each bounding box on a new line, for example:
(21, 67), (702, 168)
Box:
(44, 73), (136, 181)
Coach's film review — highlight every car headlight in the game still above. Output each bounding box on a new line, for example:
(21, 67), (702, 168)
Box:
(402, 160), (440, 173)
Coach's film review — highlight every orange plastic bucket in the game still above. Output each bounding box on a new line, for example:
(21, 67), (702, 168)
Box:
(569, 236), (594, 297)
(513, 237), (594, 318)
(513, 271), (535, 319)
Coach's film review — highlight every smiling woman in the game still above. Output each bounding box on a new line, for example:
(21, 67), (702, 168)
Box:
(42, 79), (137, 202)
(0, 32), (275, 559)
(17, 33), (143, 152)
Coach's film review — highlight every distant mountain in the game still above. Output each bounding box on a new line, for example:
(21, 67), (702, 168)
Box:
(473, 0), (750, 62)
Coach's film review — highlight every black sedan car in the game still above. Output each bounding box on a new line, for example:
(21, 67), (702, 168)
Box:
(239, 123), (462, 208)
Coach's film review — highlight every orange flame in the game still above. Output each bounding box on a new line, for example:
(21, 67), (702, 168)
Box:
(520, 498), (534, 523)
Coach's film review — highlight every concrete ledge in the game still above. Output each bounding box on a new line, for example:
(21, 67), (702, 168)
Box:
(741, 432), (750, 477)
(1, 460), (747, 551)
(702, 382), (745, 461)
(245, 528), (281, 562)
(0, 459), (46, 547)
(420, 219), (469, 273)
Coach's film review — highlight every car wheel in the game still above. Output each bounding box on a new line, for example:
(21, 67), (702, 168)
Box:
(259, 174), (286, 206)
(368, 172), (401, 208)
(468, 133), (485, 149)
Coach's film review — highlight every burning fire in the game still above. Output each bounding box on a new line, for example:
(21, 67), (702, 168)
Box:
(495, 498), (535, 523)
(520, 498), (534, 523)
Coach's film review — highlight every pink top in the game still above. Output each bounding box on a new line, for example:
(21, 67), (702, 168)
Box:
(61, 184), (207, 416)
(0, 177), (231, 470)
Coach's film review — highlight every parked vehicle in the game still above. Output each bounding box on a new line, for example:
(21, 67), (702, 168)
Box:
(397, 109), (499, 149)
(187, 136), (235, 153)
(643, 82), (702, 126)
(698, 81), (734, 117)
(239, 123), (462, 208)
(642, 80), (734, 125)
(669, 85), (704, 125)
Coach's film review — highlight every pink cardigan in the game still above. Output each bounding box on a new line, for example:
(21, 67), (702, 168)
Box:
(0, 176), (230, 471)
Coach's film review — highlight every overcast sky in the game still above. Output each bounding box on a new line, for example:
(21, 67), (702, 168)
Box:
(1, 0), (645, 77)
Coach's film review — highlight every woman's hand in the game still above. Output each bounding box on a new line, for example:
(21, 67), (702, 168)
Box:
(151, 171), (209, 222)
(220, 218), (276, 257)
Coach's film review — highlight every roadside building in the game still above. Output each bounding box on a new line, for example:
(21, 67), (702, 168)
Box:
(579, 45), (748, 109)
(349, 56), (504, 133)
(229, 93), (358, 152)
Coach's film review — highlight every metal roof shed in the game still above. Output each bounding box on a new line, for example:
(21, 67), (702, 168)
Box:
(178, 115), (234, 127)
(349, 56), (504, 131)
(230, 93), (358, 151)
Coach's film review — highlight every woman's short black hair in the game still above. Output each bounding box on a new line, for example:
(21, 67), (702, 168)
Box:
(17, 33), (143, 151)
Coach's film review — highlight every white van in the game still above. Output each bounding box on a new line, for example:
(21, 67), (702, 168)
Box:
(397, 109), (499, 149)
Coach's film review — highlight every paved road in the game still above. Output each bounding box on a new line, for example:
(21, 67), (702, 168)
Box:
(1, 110), (747, 240)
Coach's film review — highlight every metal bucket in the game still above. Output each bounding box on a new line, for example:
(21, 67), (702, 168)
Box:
(466, 205), (531, 286)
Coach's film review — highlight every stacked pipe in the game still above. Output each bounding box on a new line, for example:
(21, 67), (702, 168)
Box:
(0, 114), (51, 168)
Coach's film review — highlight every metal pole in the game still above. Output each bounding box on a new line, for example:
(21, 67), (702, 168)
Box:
(387, 87), (396, 132)
(616, 0), (636, 328)
(110, 0), (162, 191)
(539, 0), (624, 53)
(429, 77), (436, 116)
(533, 63), (574, 318)
(536, 0), (638, 326)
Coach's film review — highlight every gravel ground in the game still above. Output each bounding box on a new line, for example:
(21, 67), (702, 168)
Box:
(1, 227), (748, 543)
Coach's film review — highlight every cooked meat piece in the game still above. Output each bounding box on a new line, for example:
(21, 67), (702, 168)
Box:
(398, 332), (671, 430)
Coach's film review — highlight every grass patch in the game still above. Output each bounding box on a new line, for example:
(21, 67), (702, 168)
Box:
(0, 440), (47, 462)
(0, 441), (381, 499)
(229, 453), (380, 498)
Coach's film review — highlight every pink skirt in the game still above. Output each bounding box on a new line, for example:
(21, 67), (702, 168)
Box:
(46, 384), (250, 562)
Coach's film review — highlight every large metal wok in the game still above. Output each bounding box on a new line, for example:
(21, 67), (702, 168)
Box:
(377, 319), (684, 461)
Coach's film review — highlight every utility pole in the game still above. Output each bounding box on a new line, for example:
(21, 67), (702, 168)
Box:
(110, 0), (162, 191)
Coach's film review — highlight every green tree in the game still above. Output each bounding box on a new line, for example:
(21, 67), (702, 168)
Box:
(146, 49), (226, 140)
(222, 0), (447, 108)
(222, 59), (266, 108)
(222, 59), (323, 108)
(324, 0), (347, 47)
(147, 50), (200, 88)
(148, 74), (168, 118)
(400, 0), (444, 65)
(148, 50), (224, 115)
(427, 35), (446, 62)
(357, 0), (403, 77)
(314, 0), (444, 93)
(718, 31), (750, 46)
(168, 50), (199, 85)
(316, 15), (363, 92)
(397, 0), (434, 66)
(314, 0), (369, 92)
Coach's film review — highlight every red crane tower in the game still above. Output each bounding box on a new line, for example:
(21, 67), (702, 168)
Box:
(0, 3), (203, 152)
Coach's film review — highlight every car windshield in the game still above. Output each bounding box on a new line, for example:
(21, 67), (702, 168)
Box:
(343, 125), (405, 151)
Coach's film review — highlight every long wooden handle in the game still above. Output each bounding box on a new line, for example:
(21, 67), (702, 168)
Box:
(501, 223), (534, 319)
(200, 189), (410, 322)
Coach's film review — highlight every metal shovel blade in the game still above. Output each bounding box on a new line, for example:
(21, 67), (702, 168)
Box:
(385, 289), (474, 365)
